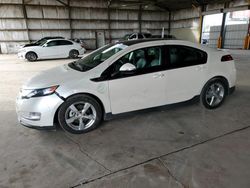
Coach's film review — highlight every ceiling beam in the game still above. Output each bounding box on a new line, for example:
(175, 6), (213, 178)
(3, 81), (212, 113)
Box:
(55, 0), (68, 6)
(24, 0), (33, 4)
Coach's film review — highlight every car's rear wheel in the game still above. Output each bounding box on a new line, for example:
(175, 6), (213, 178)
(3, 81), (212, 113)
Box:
(69, 50), (79, 59)
(201, 79), (228, 109)
(26, 52), (37, 62)
(58, 94), (102, 134)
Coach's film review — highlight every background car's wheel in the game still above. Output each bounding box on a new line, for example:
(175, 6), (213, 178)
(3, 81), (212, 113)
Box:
(58, 94), (103, 134)
(69, 50), (79, 59)
(201, 78), (228, 109)
(25, 52), (37, 62)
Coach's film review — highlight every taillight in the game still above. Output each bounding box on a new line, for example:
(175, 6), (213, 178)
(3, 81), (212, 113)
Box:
(221, 55), (233, 62)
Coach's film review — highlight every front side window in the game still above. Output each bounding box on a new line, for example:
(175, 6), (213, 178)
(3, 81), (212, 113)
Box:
(167, 45), (207, 69)
(102, 46), (163, 79)
(46, 40), (59, 47)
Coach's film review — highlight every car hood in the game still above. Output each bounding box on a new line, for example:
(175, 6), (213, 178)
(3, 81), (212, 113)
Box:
(22, 64), (85, 89)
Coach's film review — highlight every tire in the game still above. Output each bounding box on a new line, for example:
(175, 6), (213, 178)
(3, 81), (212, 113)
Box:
(201, 79), (228, 109)
(69, 50), (79, 59)
(26, 52), (37, 62)
(58, 94), (103, 134)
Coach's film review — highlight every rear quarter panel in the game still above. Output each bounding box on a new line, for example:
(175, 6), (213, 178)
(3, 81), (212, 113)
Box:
(205, 50), (236, 89)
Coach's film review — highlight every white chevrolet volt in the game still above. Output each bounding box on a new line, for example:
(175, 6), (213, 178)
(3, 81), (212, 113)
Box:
(16, 39), (236, 134)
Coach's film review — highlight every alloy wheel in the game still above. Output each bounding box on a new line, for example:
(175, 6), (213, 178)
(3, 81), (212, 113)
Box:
(64, 102), (97, 131)
(205, 82), (225, 107)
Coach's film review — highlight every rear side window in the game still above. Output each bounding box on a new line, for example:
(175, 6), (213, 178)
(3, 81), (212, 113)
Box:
(166, 45), (207, 69)
(58, 40), (73, 45)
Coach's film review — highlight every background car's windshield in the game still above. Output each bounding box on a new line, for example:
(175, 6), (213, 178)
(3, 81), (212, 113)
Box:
(71, 43), (128, 71)
(123, 34), (130, 40)
(38, 39), (48, 46)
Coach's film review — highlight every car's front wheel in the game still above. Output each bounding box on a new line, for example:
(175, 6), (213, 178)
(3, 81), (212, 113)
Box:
(201, 79), (228, 109)
(58, 94), (102, 134)
(26, 52), (37, 62)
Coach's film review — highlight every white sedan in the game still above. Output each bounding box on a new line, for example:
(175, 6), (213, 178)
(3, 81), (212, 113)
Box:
(16, 39), (236, 134)
(18, 39), (86, 61)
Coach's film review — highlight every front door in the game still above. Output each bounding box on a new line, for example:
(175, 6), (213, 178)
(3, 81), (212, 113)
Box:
(39, 40), (62, 58)
(107, 46), (167, 114)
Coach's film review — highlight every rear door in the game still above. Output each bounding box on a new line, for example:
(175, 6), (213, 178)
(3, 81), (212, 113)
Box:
(164, 45), (208, 103)
(57, 40), (74, 58)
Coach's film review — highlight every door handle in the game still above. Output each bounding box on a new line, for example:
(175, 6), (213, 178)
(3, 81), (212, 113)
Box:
(153, 73), (164, 78)
(196, 65), (204, 71)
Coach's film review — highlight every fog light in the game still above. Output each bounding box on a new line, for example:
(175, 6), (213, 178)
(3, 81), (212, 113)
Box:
(22, 112), (41, 121)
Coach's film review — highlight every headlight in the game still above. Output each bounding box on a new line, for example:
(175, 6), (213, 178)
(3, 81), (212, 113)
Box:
(21, 85), (59, 99)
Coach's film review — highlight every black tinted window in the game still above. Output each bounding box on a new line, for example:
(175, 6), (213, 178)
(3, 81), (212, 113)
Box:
(167, 45), (207, 69)
(144, 33), (152, 38)
(58, 40), (73, 45)
(47, 41), (59, 47)
(138, 34), (144, 39)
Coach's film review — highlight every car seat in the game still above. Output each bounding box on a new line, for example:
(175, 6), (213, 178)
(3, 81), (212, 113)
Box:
(136, 50), (146, 69)
(150, 49), (161, 67)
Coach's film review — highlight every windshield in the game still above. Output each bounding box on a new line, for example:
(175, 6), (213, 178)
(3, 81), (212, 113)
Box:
(37, 39), (48, 46)
(123, 34), (131, 40)
(69, 43), (128, 71)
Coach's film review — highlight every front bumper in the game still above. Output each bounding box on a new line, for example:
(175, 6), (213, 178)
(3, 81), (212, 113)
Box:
(17, 51), (26, 59)
(16, 93), (64, 129)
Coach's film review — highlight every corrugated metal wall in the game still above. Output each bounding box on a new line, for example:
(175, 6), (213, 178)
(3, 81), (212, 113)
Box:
(208, 26), (221, 48)
(1, 0), (249, 53)
(202, 0), (250, 49)
(224, 24), (248, 49)
(204, 24), (248, 49)
(0, 0), (170, 53)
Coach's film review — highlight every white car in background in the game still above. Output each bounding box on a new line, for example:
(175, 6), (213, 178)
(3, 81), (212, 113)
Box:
(18, 39), (86, 61)
(16, 39), (236, 134)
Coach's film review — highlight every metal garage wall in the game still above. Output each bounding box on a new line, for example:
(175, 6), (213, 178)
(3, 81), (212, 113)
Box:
(0, 0), (170, 53)
(1, 0), (249, 53)
(207, 26), (221, 48)
(0, 1), (28, 53)
(170, 7), (201, 43)
(224, 24), (248, 49)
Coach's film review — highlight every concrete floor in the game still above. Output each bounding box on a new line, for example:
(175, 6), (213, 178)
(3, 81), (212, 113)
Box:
(0, 51), (250, 188)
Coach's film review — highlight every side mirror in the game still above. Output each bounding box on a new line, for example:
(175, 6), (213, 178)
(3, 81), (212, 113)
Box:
(119, 63), (136, 72)
(43, 44), (48, 47)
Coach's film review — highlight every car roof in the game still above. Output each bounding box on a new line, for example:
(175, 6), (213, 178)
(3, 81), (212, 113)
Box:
(41, 36), (64, 39)
(46, 39), (72, 42)
(116, 39), (214, 52)
(116, 38), (170, 46)
(125, 32), (151, 36)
